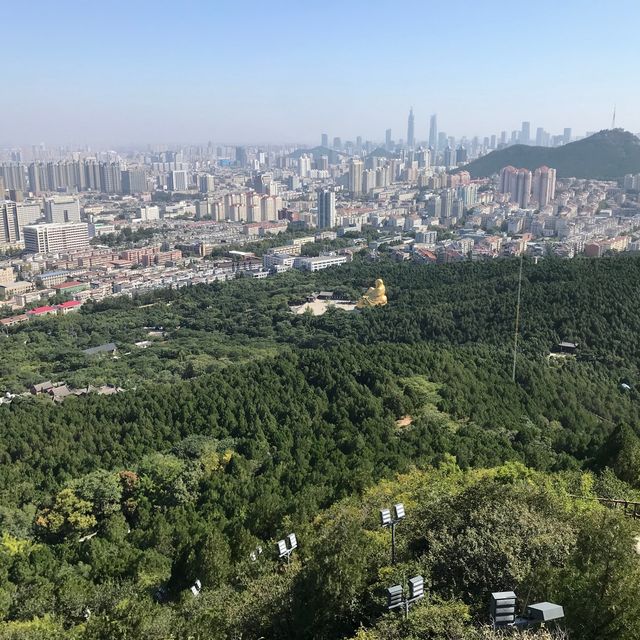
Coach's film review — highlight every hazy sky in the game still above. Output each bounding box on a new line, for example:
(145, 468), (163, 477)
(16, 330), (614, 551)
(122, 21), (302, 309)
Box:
(4, 0), (640, 146)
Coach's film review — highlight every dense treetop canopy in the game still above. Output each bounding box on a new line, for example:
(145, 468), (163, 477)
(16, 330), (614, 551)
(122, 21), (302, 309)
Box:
(2, 254), (640, 638)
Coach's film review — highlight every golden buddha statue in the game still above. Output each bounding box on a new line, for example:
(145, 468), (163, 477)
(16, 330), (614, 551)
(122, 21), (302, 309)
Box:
(356, 278), (388, 308)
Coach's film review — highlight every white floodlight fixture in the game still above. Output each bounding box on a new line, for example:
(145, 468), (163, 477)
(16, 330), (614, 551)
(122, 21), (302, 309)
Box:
(250, 551), (257, 562)
(394, 503), (406, 520)
(190, 579), (202, 597)
(408, 575), (424, 602)
(287, 533), (298, 550)
(277, 539), (288, 557)
(387, 584), (403, 610)
(380, 508), (392, 526)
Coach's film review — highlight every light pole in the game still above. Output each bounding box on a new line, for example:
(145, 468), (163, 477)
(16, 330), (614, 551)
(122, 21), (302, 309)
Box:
(387, 575), (424, 619)
(380, 503), (406, 564)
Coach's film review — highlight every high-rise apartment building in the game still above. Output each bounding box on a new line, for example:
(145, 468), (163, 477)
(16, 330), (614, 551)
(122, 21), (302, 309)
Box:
(297, 155), (311, 178)
(362, 169), (376, 194)
(317, 189), (336, 229)
(563, 128), (572, 144)
(321, 133), (329, 147)
(198, 174), (215, 193)
(99, 162), (122, 194)
(443, 146), (457, 168)
(500, 166), (532, 208)
(0, 164), (27, 192)
(521, 121), (531, 145)
(23, 222), (90, 253)
(44, 197), (81, 223)
(122, 168), (147, 194)
(348, 159), (363, 195)
(407, 108), (415, 148)
(416, 148), (430, 168)
(260, 195), (282, 222)
(0, 201), (20, 245)
(532, 166), (556, 207)
(440, 188), (455, 219)
(168, 170), (188, 191)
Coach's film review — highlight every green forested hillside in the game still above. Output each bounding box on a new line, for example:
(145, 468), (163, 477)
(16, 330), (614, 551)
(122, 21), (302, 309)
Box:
(2, 255), (640, 638)
(457, 129), (640, 178)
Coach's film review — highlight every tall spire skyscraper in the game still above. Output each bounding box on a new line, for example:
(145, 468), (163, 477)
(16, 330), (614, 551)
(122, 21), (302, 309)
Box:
(429, 114), (438, 152)
(407, 107), (415, 148)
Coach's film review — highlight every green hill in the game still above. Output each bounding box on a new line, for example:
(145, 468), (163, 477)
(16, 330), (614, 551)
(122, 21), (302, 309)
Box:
(368, 146), (400, 159)
(457, 129), (640, 179)
(288, 145), (344, 164)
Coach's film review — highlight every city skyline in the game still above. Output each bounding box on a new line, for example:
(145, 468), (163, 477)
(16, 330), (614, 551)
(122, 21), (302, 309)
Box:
(3, 0), (640, 146)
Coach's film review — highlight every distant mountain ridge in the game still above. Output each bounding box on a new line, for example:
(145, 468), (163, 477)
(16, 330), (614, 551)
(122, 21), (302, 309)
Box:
(288, 145), (344, 164)
(457, 129), (640, 179)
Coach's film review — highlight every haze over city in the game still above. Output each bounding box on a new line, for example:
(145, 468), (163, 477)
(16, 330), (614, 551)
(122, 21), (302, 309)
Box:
(5, 3), (640, 640)
(5, 0), (640, 145)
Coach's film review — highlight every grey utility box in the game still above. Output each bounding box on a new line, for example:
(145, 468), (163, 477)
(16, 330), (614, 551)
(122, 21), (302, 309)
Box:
(526, 602), (564, 623)
(491, 591), (516, 625)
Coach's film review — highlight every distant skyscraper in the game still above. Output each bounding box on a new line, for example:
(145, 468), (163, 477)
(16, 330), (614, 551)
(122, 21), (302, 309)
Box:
(321, 133), (329, 147)
(348, 159), (363, 195)
(563, 128), (572, 144)
(198, 174), (215, 193)
(443, 146), (457, 168)
(429, 114), (438, 151)
(437, 132), (447, 157)
(99, 162), (122, 194)
(500, 166), (532, 208)
(333, 137), (342, 151)
(500, 131), (507, 145)
(533, 166), (556, 207)
(317, 189), (336, 229)
(407, 107), (415, 148)
(235, 146), (247, 167)
(169, 170), (188, 191)
(122, 168), (147, 194)
(521, 121), (531, 145)
(416, 148), (430, 168)
(385, 129), (392, 150)
(490, 134), (497, 149)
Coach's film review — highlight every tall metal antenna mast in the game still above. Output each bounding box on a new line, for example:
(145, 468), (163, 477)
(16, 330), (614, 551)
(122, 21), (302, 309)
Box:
(511, 253), (524, 383)
(612, 105), (616, 129)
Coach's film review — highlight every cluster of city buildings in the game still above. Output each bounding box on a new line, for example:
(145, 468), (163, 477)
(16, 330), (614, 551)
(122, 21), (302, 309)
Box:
(1, 120), (640, 325)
